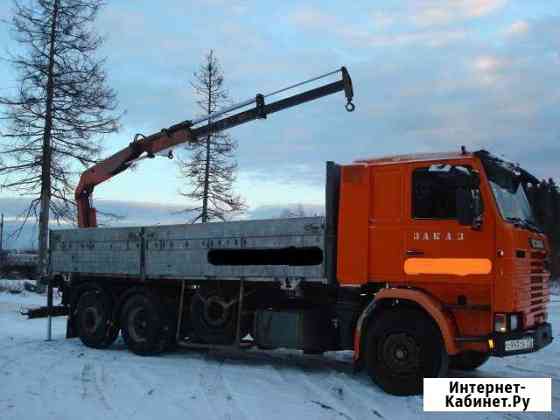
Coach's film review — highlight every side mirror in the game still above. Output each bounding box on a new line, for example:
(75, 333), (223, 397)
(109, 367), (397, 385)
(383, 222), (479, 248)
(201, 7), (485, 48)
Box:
(472, 189), (484, 230)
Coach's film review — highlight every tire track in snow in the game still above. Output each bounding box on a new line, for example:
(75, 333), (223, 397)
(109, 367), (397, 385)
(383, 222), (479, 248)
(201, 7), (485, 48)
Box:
(0, 356), (17, 373)
(94, 365), (113, 411)
(326, 369), (419, 420)
(0, 339), (38, 351)
(404, 395), (423, 418)
(80, 362), (94, 400)
(197, 354), (249, 420)
(309, 400), (352, 420)
(269, 357), (293, 386)
(264, 351), (383, 420)
(293, 365), (355, 420)
(219, 361), (259, 420)
(123, 360), (176, 419)
(80, 362), (112, 411)
(323, 372), (387, 420)
(33, 345), (80, 419)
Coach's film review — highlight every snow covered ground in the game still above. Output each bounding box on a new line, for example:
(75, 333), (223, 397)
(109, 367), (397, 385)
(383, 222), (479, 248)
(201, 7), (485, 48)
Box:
(0, 290), (558, 420)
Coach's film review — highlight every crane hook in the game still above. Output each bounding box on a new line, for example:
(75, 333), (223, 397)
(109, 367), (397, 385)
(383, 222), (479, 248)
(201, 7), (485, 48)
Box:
(345, 101), (355, 112)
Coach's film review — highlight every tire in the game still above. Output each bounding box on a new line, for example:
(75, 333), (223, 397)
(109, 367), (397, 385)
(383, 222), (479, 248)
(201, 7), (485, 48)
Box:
(121, 293), (172, 356)
(450, 351), (489, 371)
(190, 285), (249, 345)
(75, 288), (119, 349)
(364, 308), (448, 396)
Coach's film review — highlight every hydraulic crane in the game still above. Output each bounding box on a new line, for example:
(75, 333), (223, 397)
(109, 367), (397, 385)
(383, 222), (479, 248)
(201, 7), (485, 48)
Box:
(75, 67), (355, 228)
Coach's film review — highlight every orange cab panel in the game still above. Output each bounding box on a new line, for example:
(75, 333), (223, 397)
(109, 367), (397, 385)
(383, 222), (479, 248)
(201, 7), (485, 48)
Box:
(337, 164), (369, 284)
(368, 167), (405, 282)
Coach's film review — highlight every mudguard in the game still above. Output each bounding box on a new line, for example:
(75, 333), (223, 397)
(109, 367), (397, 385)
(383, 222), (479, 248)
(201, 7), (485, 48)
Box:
(353, 288), (460, 363)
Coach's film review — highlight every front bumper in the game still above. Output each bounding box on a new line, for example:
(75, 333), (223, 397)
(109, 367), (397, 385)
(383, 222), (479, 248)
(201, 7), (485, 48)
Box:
(492, 322), (553, 357)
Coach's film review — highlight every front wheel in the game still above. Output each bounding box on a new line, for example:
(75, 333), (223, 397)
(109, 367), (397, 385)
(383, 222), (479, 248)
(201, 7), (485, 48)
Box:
(364, 308), (448, 396)
(450, 351), (490, 371)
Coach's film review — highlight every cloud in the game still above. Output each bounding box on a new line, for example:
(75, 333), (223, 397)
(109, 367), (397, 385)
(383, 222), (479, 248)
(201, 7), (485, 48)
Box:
(473, 55), (503, 72)
(465, 0), (507, 17)
(293, 1), (508, 33)
(504, 20), (530, 37)
(471, 55), (508, 85)
(411, 0), (508, 26)
(290, 5), (469, 48)
(366, 28), (467, 48)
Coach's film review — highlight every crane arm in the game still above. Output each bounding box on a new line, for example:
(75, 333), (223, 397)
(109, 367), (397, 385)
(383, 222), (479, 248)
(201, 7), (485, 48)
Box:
(76, 67), (354, 228)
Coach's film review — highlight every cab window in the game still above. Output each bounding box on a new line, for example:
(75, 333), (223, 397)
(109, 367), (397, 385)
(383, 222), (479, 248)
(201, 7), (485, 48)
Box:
(412, 167), (457, 219)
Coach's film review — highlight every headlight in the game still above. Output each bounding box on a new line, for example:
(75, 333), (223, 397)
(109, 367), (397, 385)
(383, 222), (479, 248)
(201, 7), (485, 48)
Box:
(494, 313), (507, 332)
(509, 314), (519, 331)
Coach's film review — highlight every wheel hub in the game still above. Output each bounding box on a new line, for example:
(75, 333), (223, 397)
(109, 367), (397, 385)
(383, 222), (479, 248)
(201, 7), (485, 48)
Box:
(128, 307), (149, 343)
(394, 347), (408, 360)
(203, 296), (231, 327)
(381, 333), (420, 375)
(82, 306), (101, 334)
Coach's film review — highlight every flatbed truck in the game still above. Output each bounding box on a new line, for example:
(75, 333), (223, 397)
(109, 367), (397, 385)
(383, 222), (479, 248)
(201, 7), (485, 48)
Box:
(39, 68), (552, 395)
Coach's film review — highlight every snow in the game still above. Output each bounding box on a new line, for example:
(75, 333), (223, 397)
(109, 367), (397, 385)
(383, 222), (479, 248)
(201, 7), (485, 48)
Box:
(0, 291), (558, 420)
(0, 279), (37, 293)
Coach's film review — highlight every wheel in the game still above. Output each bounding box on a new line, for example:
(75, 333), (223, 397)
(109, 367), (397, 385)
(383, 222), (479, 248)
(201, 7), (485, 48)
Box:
(364, 308), (448, 396)
(190, 285), (249, 345)
(450, 351), (489, 371)
(75, 288), (119, 349)
(121, 293), (173, 356)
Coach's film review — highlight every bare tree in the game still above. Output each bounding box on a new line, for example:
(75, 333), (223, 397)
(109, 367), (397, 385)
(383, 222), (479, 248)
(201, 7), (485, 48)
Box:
(0, 0), (120, 279)
(179, 50), (245, 223)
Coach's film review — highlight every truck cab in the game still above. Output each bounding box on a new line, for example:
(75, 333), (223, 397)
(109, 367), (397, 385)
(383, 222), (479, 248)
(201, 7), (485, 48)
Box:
(337, 149), (552, 393)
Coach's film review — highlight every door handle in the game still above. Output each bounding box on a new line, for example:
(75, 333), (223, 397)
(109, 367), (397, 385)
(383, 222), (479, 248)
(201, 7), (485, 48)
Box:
(406, 249), (425, 256)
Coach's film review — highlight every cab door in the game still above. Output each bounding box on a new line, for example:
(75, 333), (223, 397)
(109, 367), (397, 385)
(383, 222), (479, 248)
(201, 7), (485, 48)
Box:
(403, 162), (495, 292)
(368, 165), (405, 283)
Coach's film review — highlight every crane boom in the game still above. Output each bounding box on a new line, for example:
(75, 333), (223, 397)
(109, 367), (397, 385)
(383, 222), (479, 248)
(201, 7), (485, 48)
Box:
(75, 67), (354, 228)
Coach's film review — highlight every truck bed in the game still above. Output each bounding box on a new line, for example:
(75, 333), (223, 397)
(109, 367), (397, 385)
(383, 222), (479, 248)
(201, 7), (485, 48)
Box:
(49, 217), (329, 283)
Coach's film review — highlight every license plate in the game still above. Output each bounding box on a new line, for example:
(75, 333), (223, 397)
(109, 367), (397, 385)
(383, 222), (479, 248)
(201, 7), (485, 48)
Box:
(505, 337), (534, 352)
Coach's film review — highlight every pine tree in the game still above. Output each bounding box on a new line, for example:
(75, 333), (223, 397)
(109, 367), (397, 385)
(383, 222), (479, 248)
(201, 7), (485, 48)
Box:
(0, 0), (120, 278)
(527, 179), (560, 279)
(547, 179), (560, 278)
(179, 50), (245, 223)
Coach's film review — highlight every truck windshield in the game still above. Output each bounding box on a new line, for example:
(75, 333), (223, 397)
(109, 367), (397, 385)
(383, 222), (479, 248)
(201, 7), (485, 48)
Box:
(489, 180), (536, 224)
(481, 154), (541, 232)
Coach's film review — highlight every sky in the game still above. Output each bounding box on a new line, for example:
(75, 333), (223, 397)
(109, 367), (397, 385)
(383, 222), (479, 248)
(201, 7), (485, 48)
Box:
(0, 0), (559, 234)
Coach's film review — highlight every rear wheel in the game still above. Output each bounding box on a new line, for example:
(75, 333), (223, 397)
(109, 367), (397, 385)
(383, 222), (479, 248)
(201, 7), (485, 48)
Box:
(121, 293), (173, 356)
(450, 351), (489, 371)
(75, 288), (119, 349)
(364, 308), (448, 396)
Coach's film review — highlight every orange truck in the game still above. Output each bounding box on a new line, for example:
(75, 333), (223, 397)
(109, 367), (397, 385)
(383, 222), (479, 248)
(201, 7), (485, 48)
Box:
(36, 67), (553, 396)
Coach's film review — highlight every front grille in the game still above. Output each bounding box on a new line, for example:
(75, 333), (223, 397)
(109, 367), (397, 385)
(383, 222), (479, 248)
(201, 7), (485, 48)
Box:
(524, 251), (549, 324)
